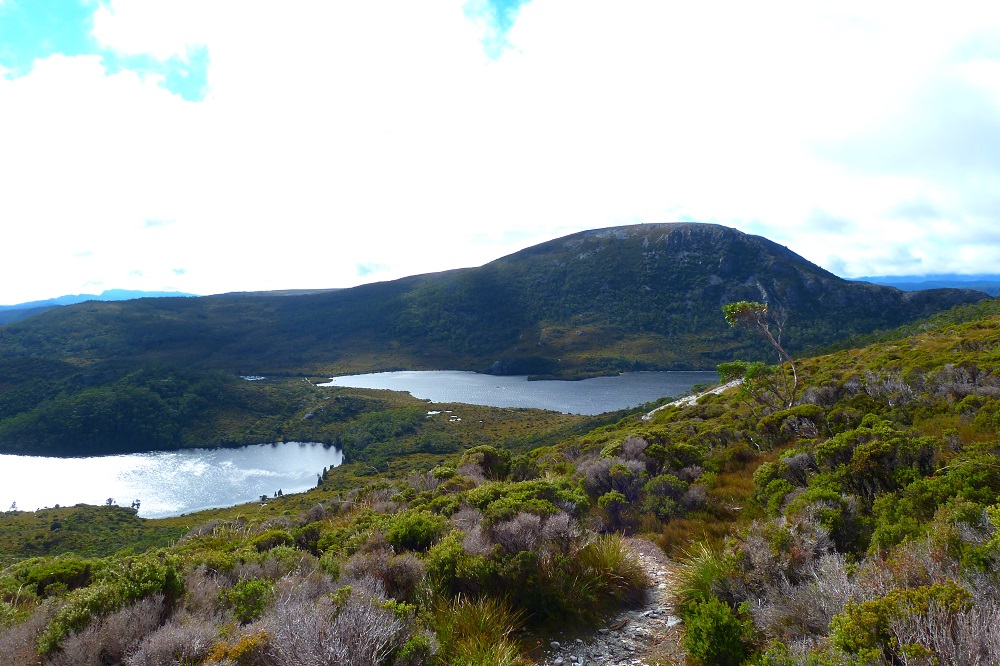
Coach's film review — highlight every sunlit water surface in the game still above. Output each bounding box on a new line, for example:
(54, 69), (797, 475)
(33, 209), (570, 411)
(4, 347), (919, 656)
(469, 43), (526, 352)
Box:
(319, 370), (719, 415)
(0, 442), (342, 518)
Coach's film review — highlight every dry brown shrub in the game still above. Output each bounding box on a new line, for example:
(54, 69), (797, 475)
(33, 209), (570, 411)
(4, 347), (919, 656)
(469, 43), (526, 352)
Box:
(749, 553), (856, 641)
(371, 501), (400, 514)
(455, 463), (486, 485)
(680, 485), (709, 512)
(462, 526), (494, 557)
(542, 512), (582, 555)
(677, 465), (705, 482)
(49, 594), (166, 666)
(890, 596), (1000, 666)
(449, 506), (482, 532)
(491, 513), (542, 554)
(303, 503), (327, 524)
(259, 516), (295, 531)
(343, 549), (425, 602)
(621, 435), (651, 461)
(265, 581), (408, 666)
(272, 569), (336, 605)
(182, 566), (227, 617)
(407, 471), (441, 492)
(0, 598), (58, 666)
(125, 610), (218, 666)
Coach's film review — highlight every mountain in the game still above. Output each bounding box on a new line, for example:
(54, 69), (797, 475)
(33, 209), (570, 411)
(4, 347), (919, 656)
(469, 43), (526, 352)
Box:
(0, 290), (198, 326)
(0, 224), (989, 376)
(0, 288), (198, 310)
(856, 274), (1000, 296)
(0, 223), (990, 455)
(3, 267), (1000, 662)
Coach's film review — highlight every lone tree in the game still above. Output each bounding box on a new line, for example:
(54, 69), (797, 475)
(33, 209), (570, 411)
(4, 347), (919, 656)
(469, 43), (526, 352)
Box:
(721, 300), (798, 409)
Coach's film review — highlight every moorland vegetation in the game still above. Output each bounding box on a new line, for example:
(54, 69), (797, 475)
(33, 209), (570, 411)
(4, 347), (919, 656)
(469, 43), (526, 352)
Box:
(0, 223), (987, 457)
(1, 296), (1000, 664)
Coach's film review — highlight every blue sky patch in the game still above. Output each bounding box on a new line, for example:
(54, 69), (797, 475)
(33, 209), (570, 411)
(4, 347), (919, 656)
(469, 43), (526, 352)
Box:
(467, 0), (531, 57)
(0, 0), (96, 75)
(102, 46), (209, 102)
(0, 0), (207, 101)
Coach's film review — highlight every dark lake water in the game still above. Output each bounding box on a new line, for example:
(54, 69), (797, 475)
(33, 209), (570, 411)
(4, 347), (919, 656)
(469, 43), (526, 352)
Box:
(0, 442), (343, 518)
(319, 370), (719, 415)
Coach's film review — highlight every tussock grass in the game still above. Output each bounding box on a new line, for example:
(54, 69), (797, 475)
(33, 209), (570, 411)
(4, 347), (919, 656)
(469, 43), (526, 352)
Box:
(434, 595), (530, 666)
(674, 542), (733, 615)
(574, 533), (649, 608)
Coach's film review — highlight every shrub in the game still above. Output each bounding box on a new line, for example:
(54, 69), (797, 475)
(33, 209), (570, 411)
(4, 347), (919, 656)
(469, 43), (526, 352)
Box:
(126, 610), (220, 666)
(681, 596), (754, 666)
(458, 445), (511, 480)
(319, 551), (341, 579)
(19, 556), (92, 598)
(265, 586), (409, 666)
(225, 578), (274, 624)
(38, 583), (121, 655)
(830, 582), (972, 663)
(386, 510), (448, 552)
(642, 474), (689, 520)
(251, 528), (295, 552)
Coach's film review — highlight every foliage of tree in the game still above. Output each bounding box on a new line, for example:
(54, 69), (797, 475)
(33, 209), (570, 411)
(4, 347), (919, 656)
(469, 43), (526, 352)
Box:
(722, 300), (798, 408)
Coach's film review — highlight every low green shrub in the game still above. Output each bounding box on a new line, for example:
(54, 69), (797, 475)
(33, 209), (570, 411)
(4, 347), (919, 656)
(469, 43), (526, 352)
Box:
(681, 596), (754, 666)
(386, 510), (448, 552)
(225, 578), (274, 624)
(251, 528), (294, 552)
(830, 582), (972, 663)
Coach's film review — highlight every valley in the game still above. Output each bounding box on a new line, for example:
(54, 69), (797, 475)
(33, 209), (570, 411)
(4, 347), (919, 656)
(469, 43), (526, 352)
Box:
(0, 223), (998, 665)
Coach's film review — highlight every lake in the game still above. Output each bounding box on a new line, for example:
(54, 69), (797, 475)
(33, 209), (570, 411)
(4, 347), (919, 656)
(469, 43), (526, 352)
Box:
(0, 370), (716, 518)
(0, 442), (343, 519)
(319, 370), (719, 415)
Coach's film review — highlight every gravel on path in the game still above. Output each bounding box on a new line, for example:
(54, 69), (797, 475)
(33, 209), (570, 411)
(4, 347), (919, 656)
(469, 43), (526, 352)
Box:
(532, 538), (686, 666)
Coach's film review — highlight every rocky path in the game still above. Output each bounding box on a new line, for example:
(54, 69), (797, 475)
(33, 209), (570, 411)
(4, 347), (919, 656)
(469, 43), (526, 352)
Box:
(532, 539), (686, 666)
(642, 380), (741, 421)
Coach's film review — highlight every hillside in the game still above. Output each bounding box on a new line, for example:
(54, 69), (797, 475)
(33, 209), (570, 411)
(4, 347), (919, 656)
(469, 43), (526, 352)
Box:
(0, 224), (987, 374)
(0, 223), (989, 456)
(2, 290), (999, 664)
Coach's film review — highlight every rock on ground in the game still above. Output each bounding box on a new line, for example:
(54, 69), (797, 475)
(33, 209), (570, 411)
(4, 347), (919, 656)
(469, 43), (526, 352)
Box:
(531, 538), (686, 666)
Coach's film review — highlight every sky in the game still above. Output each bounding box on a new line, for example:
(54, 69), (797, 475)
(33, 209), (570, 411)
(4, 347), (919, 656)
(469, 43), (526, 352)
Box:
(1, 0), (999, 304)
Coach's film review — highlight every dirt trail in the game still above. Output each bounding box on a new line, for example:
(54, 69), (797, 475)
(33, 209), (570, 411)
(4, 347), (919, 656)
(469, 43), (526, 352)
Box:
(642, 380), (741, 421)
(532, 539), (686, 666)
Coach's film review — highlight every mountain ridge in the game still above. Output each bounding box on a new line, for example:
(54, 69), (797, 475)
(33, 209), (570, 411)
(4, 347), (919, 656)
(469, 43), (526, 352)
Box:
(0, 222), (990, 455)
(0, 223), (988, 377)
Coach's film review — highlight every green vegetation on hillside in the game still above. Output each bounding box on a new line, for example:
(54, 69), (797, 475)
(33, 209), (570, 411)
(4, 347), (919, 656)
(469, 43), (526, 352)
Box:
(2, 302), (1000, 663)
(0, 365), (596, 457)
(0, 224), (989, 456)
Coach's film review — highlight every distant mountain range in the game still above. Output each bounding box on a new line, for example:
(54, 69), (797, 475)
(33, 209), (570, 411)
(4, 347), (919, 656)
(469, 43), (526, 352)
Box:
(0, 290), (196, 325)
(856, 274), (1000, 296)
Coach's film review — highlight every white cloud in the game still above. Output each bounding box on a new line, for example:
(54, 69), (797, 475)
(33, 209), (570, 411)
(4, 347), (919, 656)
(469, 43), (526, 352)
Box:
(1, 0), (999, 303)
